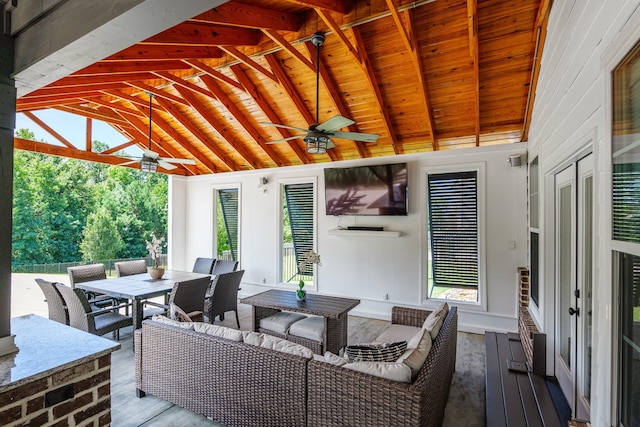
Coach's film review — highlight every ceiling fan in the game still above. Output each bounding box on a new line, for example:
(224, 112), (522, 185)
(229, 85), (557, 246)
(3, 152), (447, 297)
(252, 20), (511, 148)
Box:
(260, 32), (379, 154)
(114, 93), (196, 172)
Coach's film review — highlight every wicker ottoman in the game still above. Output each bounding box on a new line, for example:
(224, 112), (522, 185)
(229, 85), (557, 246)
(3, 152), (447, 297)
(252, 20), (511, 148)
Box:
(288, 316), (324, 354)
(258, 311), (307, 339)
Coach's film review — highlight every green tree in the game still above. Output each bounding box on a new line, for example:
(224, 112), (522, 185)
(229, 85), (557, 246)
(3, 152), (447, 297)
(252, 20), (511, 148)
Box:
(79, 207), (124, 260)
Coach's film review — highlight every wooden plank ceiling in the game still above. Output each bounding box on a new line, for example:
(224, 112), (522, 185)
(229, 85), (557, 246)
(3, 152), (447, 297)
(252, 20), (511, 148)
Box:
(14, 0), (550, 175)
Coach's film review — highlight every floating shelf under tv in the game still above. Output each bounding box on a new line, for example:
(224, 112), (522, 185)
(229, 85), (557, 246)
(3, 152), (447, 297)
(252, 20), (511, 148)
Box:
(328, 228), (403, 238)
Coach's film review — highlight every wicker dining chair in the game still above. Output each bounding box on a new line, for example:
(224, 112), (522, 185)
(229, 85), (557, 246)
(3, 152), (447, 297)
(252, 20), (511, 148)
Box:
(55, 283), (133, 340)
(68, 263), (127, 312)
(192, 257), (216, 274)
(205, 270), (244, 327)
(35, 278), (68, 325)
(144, 276), (212, 322)
(211, 259), (238, 275)
(115, 259), (148, 277)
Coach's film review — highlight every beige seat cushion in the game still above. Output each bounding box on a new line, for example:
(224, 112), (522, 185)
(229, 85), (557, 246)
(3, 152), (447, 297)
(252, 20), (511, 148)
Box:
(289, 316), (324, 341)
(150, 314), (195, 330)
(194, 323), (243, 342)
(259, 312), (307, 334)
(397, 329), (433, 379)
(343, 361), (412, 383)
(375, 324), (422, 343)
(423, 314), (443, 339)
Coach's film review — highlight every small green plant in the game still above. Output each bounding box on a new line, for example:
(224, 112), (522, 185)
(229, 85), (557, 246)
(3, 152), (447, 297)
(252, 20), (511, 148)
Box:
(297, 280), (306, 299)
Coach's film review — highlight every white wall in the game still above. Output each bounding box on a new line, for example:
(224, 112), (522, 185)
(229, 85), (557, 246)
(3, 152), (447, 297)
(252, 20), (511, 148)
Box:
(170, 143), (528, 333)
(527, 1), (640, 425)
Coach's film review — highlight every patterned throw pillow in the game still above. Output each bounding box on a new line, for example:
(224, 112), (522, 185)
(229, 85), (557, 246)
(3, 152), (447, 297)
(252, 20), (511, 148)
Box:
(169, 303), (192, 322)
(346, 341), (408, 362)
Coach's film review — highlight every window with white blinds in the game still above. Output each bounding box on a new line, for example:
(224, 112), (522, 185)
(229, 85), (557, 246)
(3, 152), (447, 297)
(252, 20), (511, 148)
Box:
(427, 171), (479, 291)
(216, 188), (238, 261)
(282, 182), (315, 284)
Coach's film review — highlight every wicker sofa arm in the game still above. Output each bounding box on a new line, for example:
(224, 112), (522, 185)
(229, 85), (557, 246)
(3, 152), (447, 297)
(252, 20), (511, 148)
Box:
(391, 306), (431, 327)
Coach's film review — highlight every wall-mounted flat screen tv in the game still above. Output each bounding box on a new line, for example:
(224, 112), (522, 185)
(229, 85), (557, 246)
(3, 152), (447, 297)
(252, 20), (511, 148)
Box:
(324, 163), (408, 216)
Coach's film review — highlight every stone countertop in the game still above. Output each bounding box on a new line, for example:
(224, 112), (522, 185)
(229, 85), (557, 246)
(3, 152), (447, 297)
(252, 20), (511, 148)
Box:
(0, 314), (120, 392)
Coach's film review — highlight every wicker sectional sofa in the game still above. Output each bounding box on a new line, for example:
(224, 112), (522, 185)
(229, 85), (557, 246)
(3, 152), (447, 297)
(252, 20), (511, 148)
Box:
(135, 306), (458, 427)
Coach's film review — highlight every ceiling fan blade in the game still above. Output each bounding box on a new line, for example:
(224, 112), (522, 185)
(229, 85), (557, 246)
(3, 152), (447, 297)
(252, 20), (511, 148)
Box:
(143, 149), (159, 159)
(259, 122), (309, 132)
(266, 135), (305, 144)
(157, 159), (178, 170)
(159, 157), (196, 165)
(327, 140), (335, 149)
(330, 131), (380, 143)
(316, 115), (355, 132)
(117, 160), (140, 167)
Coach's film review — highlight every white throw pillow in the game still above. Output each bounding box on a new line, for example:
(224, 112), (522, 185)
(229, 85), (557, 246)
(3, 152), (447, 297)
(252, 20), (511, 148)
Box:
(169, 303), (192, 322)
(397, 329), (433, 379)
(343, 361), (412, 383)
(150, 314), (195, 330)
(259, 335), (314, 359)
(194, 323), (243, 342)
(242, 331), (266, 346)
(323, 351), (348, 366)
(375, 324), (422, 344)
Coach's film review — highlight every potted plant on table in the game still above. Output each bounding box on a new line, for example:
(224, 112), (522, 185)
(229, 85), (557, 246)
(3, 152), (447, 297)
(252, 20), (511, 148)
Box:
(296, 250), (321, 301)
(146, 233), (165, 279)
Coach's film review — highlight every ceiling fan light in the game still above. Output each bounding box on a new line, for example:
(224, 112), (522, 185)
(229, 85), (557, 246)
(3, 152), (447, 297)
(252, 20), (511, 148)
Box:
(140, 158), (158, 173)
(304, 134), (330, 154)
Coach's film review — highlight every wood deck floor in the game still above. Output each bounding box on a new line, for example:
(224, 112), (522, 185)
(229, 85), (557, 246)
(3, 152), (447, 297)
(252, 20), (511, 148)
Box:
(109, 303), (486, 426)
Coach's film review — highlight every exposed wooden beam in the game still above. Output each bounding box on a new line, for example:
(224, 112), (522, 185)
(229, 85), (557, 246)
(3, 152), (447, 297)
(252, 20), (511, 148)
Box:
(183, 59), (246, 92)
(73, 60), (192, 76)
(172, 83), (263, 170)
(86, 118), (92, 151)
(350, 27), (402, 154)
(263, 30), (314, 72)
(200, 74), (288, 167)
(21, 83), (128, 98)
(100, 90), (167, 113)
(22, 111), (76, 149)
(154, 96), (240, 172)
(99, 139), (138, 155)
(145, 23), (261, 46)
(14, 138), (188, 175)
(191, 2), (303, 32)
(315, 8), (361, 63)
(152, 71), (217, 100)
(103, 45), (223, 61)
(535, 0), (552, 30)
(468, 0), (480, 146)
(79, 97), (146, 118)
(54, 105), (130, 126)
(230, 64), (311, 164)
(124, 82), (192, 108)
(523, 10), (549, 141)
(304, 41), (369, 158)
(220, 46), (278, 83)
(17, 96), (100, 111)
(288, 0), (353, 14)
(47, 73), (156, 87)
(385, 0), (413, 54)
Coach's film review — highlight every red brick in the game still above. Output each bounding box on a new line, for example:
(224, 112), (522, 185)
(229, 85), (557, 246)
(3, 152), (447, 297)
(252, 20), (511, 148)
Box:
(0, 378), (48, 407)
(98, 355), (111, 369)
(99, 411), (111, 426)
(76, 370), (110, 391)
(50, 417), (70, 427)
(26, 395), (45, 414)
(97, 384), (110, 399)
(20, 410), (49, 426)
(52, 391), (93, 419)
(73, 397), (110, 424)
(0, 404), (23, 423)
(52, 361), (96, 387)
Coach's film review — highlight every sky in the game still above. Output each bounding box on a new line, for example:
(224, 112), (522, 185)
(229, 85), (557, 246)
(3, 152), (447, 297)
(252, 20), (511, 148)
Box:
(15, 109), (143, 156)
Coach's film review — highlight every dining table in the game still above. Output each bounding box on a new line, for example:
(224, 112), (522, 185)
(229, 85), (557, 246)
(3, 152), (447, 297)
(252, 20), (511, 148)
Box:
(75, 269), (211, 330)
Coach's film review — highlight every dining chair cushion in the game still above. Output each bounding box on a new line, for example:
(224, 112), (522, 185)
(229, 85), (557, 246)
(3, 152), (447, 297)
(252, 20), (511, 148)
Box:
(150, 314), (195, 330)
(346, 341), (408, 363)
(343, 361), (412, 383)
(288, 316), (324, 341)
(375, 324), (422, 344)
(169, 303), (193, 322)
(193, 323), (243, 342)
(259, 312), (307, 334)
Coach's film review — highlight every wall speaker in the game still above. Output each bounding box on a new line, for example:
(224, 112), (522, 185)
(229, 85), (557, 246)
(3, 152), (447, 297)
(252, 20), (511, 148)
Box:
(509, 155), (522, 167)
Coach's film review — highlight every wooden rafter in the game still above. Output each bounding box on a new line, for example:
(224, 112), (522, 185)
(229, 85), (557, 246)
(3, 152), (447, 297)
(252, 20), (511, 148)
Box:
(22, 111), (76, 149)
(47, 73), (156, 87)
(173, 84), (263, 170)
(220, 46), (278, 83)
(155, 95), (240, 171)
(385, 0), (412, 54)
(103, 44), (223, 61)
(100, 90), (166, 112)
(263, 29), (314, 71)
(288, 0), (353, 14)
(99, 139), (138, 155)
(199, 74), (287, 167)
(79, 97), (146, 118)
(467, 0), (480, 146)
(144, 23), (262, 46)
(21, 83), (128, 98)
(14, 138), (188, 175)
(315, 8), (361, 63)
(124, 82), (191, 107)
(350, 27), (401, 154)
(17, 95), (101, 111)
(523, 2), (550, 141)
(54, 105), (129, 126)
(230, 64), (311, 164)
(85, 118), (92, 151)
(183, 59), (245, 92)
(152, 71), (217, 100)
(73, 60), (192, 76)
(191, 2), (303, 32)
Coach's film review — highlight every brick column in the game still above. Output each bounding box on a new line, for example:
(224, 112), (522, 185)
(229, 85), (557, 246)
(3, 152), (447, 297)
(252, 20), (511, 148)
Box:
(0, 29), (16, 354)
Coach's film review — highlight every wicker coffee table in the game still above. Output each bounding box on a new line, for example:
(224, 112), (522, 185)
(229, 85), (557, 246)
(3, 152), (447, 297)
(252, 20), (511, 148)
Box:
(240, 289), (360, 354)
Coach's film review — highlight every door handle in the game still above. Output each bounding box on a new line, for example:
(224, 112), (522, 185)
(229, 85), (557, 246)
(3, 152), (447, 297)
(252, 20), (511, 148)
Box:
(568, 307), (579, 316)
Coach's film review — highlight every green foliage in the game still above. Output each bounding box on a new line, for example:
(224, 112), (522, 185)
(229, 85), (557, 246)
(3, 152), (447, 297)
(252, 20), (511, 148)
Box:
(12, 129), (168, 268)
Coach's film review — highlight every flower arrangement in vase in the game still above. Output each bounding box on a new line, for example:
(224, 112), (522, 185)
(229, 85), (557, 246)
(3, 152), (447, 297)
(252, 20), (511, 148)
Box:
(146, 233), (165, 279)
(296, 250), (321, 301)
